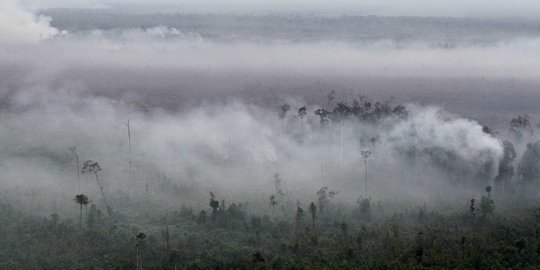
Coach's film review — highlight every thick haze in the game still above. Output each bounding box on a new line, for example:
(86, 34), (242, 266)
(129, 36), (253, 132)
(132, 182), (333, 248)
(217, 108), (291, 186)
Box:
(1, 0), (540, 216)
(18, 0), (540, 18)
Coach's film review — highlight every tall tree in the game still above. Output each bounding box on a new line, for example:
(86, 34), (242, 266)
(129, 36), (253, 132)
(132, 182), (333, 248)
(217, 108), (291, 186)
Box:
(316, 187), (338, 212)
(518, 141), (540, 186)
(494, 140), (516, 190)
(278, 104), (290, 119)
(74, 194), (89, 229)
(480, 186), (494, 219)
(134, 232), (146, 270)
(361, 150), (372, 198)
(82, 160), (111, 215)
(297, 106), (307, 119)
(295, 206), (305, 237)
(209, 192), (219, 220)
(123, 120), (134, 191)
(69, 147), (81, 193)
(309, 202), (317, 227)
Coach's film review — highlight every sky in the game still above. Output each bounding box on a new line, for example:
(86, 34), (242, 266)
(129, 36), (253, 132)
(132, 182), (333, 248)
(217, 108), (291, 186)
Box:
(16, 0), (540, 18)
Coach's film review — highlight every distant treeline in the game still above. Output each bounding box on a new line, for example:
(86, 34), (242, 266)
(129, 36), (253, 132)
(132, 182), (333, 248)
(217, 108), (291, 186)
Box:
(42, 10), (540, 45)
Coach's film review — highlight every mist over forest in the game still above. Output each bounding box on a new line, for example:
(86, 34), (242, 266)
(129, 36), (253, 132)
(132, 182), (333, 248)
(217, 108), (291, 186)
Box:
(2, 1), (540, 269)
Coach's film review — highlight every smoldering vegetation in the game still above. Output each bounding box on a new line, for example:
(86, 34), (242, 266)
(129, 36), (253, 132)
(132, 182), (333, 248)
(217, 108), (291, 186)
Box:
(3, 5), (540, 269)
(0, 89), (505, 210)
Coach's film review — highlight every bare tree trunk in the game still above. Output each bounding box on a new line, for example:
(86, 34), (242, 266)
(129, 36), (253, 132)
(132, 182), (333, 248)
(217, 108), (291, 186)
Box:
(340, 123), (344, 167)
(79, 204), (83, 229)
(94, 172), (111, 215)
(165, 226), (170, 252)
(71, 147), (81, 193)
(136, 246), (139, 270)
(125, 120), (134, 193)
(364, 160), (368, 198)
(140, 250), (143, 270)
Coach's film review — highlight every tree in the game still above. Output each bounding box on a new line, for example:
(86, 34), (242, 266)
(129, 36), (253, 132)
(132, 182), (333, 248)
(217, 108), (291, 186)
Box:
(415, 231), (425, 264)
(297, 106), (307, 119)
(494, 140), (516, 190)
(123, 120), (134, 192)
(332, 102), (352, 121)
(340, 222), (349, 247)
(316, 187), (339, 212)
(510, 114), (534, 139)
(82, 160), (111, 215)
(317, 187), (329, 212)
(251, 251), (266, 269)
(134, 232), (146, 270)
(69, 147), (81, 193)
(327, 90), (336, 106)
(74, 194), (89, 229)
(274, 173), (285, 198)
(361, 151), (372, 198)
(518, 141), (540, 185)
(482, 125), (494, 136)
(315, 108), (331, 127)
(278, 104), (290, 119)
(209, 192), (219, 220)
(161, 224), (170, 254)
(480, 186), (494, 219)
(198, 210), (207, 224)
(392, 105), (408, 119)
(358, 198), (371, 221)
(309, 202), (317, 227)
(295, 206), (305, 237)
(480, 196), (494, 219)
(269, 195), (277, 207)
(87, 204), (100, 228)
(469, 199), (476, 217)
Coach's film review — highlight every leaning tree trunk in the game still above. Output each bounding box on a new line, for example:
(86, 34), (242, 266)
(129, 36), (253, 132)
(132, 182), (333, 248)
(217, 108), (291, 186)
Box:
(74, 148), (80, 193)
(94, 172), (111, 215)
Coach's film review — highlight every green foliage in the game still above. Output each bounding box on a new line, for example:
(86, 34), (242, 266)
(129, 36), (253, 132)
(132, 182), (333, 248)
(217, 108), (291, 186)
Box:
(2, 193), (540, 269)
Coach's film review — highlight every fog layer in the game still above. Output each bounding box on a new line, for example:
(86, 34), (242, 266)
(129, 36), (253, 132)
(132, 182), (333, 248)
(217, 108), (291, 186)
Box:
(1, 5), (539, 216)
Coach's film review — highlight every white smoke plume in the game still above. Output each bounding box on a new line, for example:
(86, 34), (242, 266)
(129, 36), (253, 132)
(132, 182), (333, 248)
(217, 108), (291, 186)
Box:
(0, 0), (59, 44)
(0, 88), (504, 215)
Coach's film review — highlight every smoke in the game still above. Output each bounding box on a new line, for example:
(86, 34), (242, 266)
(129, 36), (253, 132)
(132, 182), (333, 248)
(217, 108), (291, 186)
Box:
(0, 0), (59, 44)
(0, 86), (504, 215)
(0, 9), (537, 216)
(19, 0), (540, 18)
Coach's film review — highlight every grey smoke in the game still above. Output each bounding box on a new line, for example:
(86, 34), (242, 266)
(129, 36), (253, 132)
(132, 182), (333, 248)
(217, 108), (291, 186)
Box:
(0, 6), (538, 217)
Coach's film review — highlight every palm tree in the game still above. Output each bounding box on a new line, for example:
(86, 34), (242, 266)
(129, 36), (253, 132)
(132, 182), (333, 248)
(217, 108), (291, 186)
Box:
(74, 194), (89, 228)
(82, 160), (111, 215)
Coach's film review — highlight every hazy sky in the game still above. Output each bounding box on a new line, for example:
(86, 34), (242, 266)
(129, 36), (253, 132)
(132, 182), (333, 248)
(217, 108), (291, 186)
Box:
(1, 0), (538, 212)
(18, 0), (540, 18)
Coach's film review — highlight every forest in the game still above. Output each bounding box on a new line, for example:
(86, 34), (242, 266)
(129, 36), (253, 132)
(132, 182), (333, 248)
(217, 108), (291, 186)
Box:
(3, 1), (540, 269)
(2, 93), (540, 269)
